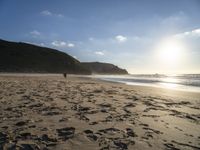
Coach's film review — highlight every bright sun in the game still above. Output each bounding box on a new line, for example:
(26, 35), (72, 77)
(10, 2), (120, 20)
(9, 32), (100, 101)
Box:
(156, 38), (184, 65)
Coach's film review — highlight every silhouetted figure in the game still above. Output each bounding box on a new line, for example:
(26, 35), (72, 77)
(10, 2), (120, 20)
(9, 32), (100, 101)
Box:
(63, 73), (67, 78)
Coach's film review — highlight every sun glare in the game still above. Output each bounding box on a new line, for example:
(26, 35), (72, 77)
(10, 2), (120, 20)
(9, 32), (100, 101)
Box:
(156, 38), (185, 66)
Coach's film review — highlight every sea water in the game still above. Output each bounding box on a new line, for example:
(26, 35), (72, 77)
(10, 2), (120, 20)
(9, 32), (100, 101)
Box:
(92, 74), (200, 92)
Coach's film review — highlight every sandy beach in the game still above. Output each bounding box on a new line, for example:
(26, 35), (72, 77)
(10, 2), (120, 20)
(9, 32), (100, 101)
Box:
(0, 74), (200, 150)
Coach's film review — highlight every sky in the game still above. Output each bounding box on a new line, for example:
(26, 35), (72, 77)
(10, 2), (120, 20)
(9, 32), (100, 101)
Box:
(0, 0), (200, 74)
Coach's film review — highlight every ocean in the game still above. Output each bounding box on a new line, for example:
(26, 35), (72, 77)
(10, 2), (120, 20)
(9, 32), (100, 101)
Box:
(92, 74), (200, 92)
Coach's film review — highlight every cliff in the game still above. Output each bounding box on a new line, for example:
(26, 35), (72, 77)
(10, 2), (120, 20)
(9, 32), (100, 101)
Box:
(81, 62), (128, 74)
(0, 39), (91, 74)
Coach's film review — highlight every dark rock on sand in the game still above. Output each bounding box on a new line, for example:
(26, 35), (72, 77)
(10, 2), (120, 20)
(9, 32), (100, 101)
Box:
(18, 143), (40, 150)
(98, 128), (120, 134)
(56, 127), (75, 140)
(87, 134), (98, 141)
(4, 142), (16, 150)
(41, 134), (57, 143)
(84, 130), (98, 141)
(113, 140), (128, 149)
(126, 128), (137, 137)
(84, 130), (93, 134)
(15, 121), (28, 126)
(18, 132), (32, 139)
(163, 143), (180, 150)
(0, 132), (8, 145)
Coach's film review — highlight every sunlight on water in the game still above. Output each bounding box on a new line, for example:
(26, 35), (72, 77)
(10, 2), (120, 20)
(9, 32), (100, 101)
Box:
(161, 77), (179, 84)
(160, 77), (180, 89)
(92, 74), (200, 93)
(159, 82), (178, 89)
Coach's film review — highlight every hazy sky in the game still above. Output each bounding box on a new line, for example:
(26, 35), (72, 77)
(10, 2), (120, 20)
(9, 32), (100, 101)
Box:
(0, 0), (200, 74)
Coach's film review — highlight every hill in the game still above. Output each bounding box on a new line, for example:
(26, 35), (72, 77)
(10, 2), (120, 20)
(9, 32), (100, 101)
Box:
(0, 39), (91, 74)
(81, 62), (128, 74)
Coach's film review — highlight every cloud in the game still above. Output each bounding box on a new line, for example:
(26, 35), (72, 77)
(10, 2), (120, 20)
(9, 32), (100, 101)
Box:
(161, 11), (186, 27)
(41, 10), (52, 16)
(174, 28), (200, 38)
(41, 10), (64, 18)
(51, 41), (75, 48)
(162, 16), (181, 25)
(51, 41), (66, 47)
(95, 51), (104, 56)
(30, 30), (41, 37)
(56, 14), (64, 18)
(115, 35), (127, 43)
(67, 43), (75, 47)
(89, 37), (94, 41)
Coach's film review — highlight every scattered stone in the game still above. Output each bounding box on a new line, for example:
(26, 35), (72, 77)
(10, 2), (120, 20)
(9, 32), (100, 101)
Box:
(56, 127), (75, 140)
(124, 103), (136, 107)
(28, 125), (36, 128)
(4, 107), (12, 111)
(101, 108), (108, 113)
(100, 146), (110, 150)
(87, 134), (98, 141)
(79, 114), (90, 122)
(126, 128), (136, 137)
(0, 132), (8, 145)
(15, 121), (27, 126)
(164, 143), (180, 150)
(93, 89), (103, 93)
(98, 128), (120, 135)
(59, 117), (68, 122)
(143, 127), (163, 134)
(1, 126), (8, 129)
(41, 134), (57, 143)
(19, 132), (32, 139)
(113, 140), (128, 149)
(43, 111), (60, 116)
(99, 103), (111, 108)
(18, 143), (40, 150)
(4, 142), (16, 150)
(84, 130), (93, 134)
(28, 103), (43, 109)
(83, 130), (98, 141)
(89, 121), (98, 125)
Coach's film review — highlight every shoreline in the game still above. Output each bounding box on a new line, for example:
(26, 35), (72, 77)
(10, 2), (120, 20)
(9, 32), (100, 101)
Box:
(89, 74), (200, 94)
(1, 73), (200, 100)
(1, 73), (200, 93)
(1, 73), (200, 101)
(0, 74), (200, 149)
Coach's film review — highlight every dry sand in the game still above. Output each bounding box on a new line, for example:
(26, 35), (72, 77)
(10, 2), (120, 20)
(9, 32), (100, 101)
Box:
(0, 74), (200, 150)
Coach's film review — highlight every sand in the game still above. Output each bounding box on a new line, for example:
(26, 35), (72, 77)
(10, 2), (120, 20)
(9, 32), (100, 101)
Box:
(0, 74), (200, 150)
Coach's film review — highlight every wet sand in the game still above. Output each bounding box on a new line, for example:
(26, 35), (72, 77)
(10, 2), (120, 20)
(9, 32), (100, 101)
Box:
(0, 74), (200, 150)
